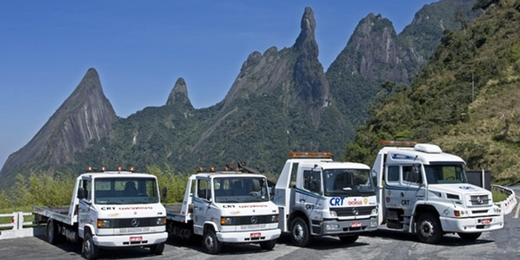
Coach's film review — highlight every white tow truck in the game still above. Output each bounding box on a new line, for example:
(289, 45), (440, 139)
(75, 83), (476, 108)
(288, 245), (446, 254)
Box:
(33, 167), (168, 259)
(372, 141), (504, 243)
(273, 152), (378, 247)
(164, 167), (281, 254)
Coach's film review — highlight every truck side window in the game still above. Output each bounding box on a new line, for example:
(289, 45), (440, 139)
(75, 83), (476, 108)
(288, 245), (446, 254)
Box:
(403, 166), (422, 184)
(303, 170), (321, 194)
(290, 163), (298, 187)
(197, 179), (211, 201)
(387, 166), (399, 182)
(81, 179), (92, 201)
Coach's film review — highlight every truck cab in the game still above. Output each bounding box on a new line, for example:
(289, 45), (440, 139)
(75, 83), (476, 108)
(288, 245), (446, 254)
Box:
(165, 169), (281, 254)
(273, 152), (378, 247)
(372, 141), (504, 243)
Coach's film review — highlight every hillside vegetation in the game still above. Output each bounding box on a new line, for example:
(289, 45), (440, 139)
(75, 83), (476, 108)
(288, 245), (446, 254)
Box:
(345, 0), (520, 184)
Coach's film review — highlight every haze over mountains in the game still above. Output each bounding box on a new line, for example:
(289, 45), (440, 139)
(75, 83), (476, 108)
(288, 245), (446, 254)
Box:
(0, 0), (481, 191)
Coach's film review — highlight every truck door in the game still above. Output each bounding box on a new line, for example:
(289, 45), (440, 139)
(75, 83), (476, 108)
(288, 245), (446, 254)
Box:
(192, 177), (212, 236)
(297, 167), (324, 233)
(78, 177), (92, 236)
(401, 165), (425, 214)
(384, 165), (424, 212)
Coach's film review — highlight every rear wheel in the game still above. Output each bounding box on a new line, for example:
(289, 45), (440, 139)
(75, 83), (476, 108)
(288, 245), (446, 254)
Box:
(339, 234), (359, 244)
(83, 232), (99, 260)
(46, 219), (61, 244)
(458, 232), (481, 241)
(416, 213), (443, 244)
(202, 228), (221, 254)
(259, 239), (276, 250)
(290, 217), (312, 247)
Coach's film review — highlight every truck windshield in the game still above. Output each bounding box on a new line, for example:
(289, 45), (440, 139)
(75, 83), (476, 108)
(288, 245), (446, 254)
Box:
(424, 164), (467, 184)
(94, 177), (159, 204)
(323, 169), (375, 196)
(213, 177), (270, 203)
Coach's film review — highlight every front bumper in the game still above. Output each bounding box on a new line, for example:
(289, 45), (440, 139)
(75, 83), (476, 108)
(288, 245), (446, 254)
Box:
(321, 216), (378, 235)
(439, 214), (504, 233)
(93, 232), (168, 248)
(217, 228), (281, 243)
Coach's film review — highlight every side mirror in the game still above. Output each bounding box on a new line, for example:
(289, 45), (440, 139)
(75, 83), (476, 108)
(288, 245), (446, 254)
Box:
(77, 187), (86, 199)
(162, 187), (168, 200)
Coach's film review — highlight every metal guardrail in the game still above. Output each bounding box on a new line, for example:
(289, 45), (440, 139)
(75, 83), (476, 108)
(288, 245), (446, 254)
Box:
(0, 212), (43, 240)
(0, 212), (32, 230)
(491, 185), (518, 215)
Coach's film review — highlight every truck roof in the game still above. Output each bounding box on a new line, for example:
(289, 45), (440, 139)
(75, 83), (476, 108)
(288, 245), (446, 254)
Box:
(380, 145), (465, 165)
(193, 171), (266, 179)
(286, 158), (370, 170)
(80, 171), (157, 178)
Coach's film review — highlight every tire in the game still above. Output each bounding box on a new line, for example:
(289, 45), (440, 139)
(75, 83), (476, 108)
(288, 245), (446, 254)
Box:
(290, 217), (312, 247)
(458, 232), (481, 241)
(46, 219), (61, 244)
(150, 242), (165, 255)
(83, 232), (99, 260)
(416, 213), (443, 244)
(259, 239), (276, 250)
(202, 228), (222, 254)
(339, 234), (359, 244)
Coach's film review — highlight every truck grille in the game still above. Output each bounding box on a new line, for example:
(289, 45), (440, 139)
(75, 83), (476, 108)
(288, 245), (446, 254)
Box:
(468, 195), (491, 206)
(227, 215), (277, 225)
(112, 217), (163, 228)
(333, 206), (375, 217)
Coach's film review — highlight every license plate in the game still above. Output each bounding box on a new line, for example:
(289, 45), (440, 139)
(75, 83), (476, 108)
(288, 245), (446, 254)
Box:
(481, 218), (491, 225)
(351, 222), (362, 228)
(130, 236), (143, 242)
(250, 232), (261, 238)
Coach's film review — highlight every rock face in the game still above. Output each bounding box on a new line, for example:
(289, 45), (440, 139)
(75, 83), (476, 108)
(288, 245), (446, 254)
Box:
(166, 77), (193, 108)
(0, 68), (117, 188)
(221, 7), (330, 125)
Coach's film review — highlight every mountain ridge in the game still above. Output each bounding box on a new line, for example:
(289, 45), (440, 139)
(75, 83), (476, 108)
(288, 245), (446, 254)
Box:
(0, 1), (484, 191)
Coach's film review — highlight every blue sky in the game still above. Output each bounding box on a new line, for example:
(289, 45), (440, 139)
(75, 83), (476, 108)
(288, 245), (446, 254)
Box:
(0, 0), (435, 169)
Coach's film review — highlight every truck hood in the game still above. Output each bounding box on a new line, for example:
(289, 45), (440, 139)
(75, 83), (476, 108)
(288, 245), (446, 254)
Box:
(217, 201), (279, 216)
(95, 203), (166, 219)
(428, 183), (490, 196)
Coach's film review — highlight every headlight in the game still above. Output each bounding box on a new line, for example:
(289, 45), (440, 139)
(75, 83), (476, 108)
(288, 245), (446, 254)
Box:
(97, 219), (112, 228)
(330, 210), (337, 217)
(220, 217), (233, 225)
(371, 207), (378, 215)
(157, 217), (166, 225)
(454, 210), (469, 217)
(271, 214), (279, 222)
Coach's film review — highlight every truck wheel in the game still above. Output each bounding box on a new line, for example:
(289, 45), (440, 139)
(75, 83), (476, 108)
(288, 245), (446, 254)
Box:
(46, 219), (61, 244)
(458, 232), (481, 241)
(202, 228), (221, 254)
(339, 234), (359, 244)
(83, 232), (99, 260)
(150, 242), (165, 255)
(259, 239), (276, 250)
(290, 217), (312, 247)
(416, 213), (443, 244)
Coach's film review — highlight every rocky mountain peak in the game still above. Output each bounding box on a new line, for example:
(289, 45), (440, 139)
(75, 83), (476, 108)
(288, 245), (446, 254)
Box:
(166, 77), (192, 107)
(294, 7), (317, 52)
(0, 68), (117, 189)
(292, 7), (331, 124)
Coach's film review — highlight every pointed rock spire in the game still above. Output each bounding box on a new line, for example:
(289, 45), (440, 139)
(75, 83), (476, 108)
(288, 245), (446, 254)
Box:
(294, 7), (318, 54)
(0, 68), (117, 186)
(166, 77), (192, 107)
(292, 7), (330, 123)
